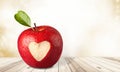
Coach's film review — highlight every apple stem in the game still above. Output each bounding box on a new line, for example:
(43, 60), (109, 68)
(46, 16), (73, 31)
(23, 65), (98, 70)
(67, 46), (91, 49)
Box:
(31, 23), (38, 31)
(34, 23), (38, 31)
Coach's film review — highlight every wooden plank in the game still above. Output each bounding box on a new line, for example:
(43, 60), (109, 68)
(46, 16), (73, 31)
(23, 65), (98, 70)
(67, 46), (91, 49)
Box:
(86, 57), (119, 72)
(19, 66), (34, 72)
(73, 57), (99, 72)
(0, 58), (20, 67)
(31, 68), (45, 72)
(0, 57), (120, 72)
(65, 57), (86, 72)
(89, 57), (120, 71)
(103, 57), (120, 63)
(0, 60), (22, 72)
(16, 64), (45, 72)
(58, 57), (71, 72)
(5, 60), (26, 72)
(16, 65), (27, 72)
(16, 61), (44, 72)
(112, 57), (120, 60)
(102, 57), (120, 66)
(0, 58), (14, 64)
(80, 57), (113, 72)
(97, 57), (120, 68)
(45, 61), (58, 72)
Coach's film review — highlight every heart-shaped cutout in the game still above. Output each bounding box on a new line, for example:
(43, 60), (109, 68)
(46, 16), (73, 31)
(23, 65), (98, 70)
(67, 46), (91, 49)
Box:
(28, 41), (50, 61)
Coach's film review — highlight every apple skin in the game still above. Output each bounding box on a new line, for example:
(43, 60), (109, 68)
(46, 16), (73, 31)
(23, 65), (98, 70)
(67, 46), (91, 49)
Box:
(18, 25), (63, 68)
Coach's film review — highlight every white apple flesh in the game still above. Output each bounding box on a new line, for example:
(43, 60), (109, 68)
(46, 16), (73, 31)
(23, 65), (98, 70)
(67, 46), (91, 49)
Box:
(29, 41), (50, 61)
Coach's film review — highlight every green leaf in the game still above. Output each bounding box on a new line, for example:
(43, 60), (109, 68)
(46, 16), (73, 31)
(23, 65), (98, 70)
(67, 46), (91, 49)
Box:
(14, 10), (31, 27)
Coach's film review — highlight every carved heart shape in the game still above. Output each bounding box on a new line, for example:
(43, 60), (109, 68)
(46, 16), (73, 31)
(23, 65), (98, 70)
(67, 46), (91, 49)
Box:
(28, 41), (50, 61)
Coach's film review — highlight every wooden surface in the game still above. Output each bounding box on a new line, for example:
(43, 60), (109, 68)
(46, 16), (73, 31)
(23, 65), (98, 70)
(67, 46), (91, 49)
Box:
(0, 57), (120, 72)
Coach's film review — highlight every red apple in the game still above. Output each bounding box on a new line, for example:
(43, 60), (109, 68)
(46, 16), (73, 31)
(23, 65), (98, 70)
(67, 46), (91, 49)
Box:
(18, 25), (63, 68)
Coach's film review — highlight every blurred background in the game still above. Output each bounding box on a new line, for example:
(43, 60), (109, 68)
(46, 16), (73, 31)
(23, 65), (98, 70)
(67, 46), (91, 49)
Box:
(0, 0), (120, 57)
